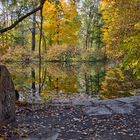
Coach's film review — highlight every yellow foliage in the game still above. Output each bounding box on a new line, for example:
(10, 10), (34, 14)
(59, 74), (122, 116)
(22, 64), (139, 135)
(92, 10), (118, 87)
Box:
(101, 0), (140, 77)
(101, 0), (140, 60)
(43, 0), (80, 46)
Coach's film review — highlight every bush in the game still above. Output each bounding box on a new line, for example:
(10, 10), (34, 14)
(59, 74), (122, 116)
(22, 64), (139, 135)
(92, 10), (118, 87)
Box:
(46, 45), (81, 61)
(0, 46), (33, 62)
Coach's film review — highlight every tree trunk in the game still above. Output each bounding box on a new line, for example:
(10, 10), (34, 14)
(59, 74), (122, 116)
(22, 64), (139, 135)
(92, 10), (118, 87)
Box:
(32, 12), (36, 51)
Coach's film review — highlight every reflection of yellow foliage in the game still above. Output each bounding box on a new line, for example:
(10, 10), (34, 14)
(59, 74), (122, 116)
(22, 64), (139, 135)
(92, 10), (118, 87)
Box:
(41, 92), (50, 97)
(47, 63), (67, 78)
(100, 68), (135, 99)
(41, 92), (52, 103)
(134, 22), (140, 30)
(58, 75), (78, 93)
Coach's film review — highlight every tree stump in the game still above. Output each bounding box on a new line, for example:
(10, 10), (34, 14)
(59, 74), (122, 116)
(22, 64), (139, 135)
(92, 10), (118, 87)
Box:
(0, 65), (15, 127)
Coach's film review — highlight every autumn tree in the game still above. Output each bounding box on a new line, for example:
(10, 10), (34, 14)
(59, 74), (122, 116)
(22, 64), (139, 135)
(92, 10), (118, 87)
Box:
(101, 0), (140, 77)
(43, 0), (80, 46)
(80, 0), (103, 49)
(0, 0), (42, 55)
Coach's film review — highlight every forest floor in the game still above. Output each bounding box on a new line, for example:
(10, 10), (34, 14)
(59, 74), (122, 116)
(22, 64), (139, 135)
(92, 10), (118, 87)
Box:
(0, 96), (140, 140)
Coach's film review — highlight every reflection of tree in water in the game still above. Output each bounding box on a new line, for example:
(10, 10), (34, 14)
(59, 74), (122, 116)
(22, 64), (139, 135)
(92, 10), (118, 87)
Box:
(43, 66), (79, 94)
(6, 62), (139, 101)
(5, 63), (32, 91)
(43, 63), (80, 93)
(5, 62), (106, 97)
(31, 67), (36, 93)
(43, 62), (106, 95)
(38, 62), (47, 94)
(84, 64), (105, 95)
(100, 68), (140, 99)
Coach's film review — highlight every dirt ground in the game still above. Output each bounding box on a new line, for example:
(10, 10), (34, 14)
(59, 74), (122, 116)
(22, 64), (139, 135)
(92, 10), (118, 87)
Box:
(0, 102), (140, 140)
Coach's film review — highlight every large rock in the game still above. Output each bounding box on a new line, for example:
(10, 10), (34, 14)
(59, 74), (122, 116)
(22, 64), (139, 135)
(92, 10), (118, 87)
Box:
(0, 65), (15, 127)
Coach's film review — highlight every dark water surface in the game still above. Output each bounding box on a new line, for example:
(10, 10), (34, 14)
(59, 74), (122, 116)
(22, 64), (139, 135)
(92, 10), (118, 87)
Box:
(3, 62), (140, 103)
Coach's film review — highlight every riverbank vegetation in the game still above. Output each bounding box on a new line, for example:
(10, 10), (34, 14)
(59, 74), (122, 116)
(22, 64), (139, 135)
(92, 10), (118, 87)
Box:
(0, 0), (140, 78)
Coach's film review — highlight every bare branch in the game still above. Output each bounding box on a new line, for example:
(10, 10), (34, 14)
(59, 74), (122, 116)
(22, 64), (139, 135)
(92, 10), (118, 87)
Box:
(0, 4), (43, 34)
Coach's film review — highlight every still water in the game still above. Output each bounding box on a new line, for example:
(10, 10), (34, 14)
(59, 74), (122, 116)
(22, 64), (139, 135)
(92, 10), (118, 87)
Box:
(4, 62), (140, 103)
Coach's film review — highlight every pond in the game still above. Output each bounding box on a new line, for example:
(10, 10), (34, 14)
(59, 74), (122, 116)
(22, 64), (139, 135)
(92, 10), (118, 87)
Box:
(3, 62), (140, 104)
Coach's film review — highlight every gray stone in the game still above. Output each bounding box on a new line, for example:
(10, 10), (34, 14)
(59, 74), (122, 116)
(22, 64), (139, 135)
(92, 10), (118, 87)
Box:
(103, 101), (135, 114)
(84, 105), (112, 116)
(116, 96), (140, 104)
(84, 96), (139, 115)
(0, 65), (15, 127)
(72, 100), (92, 106)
